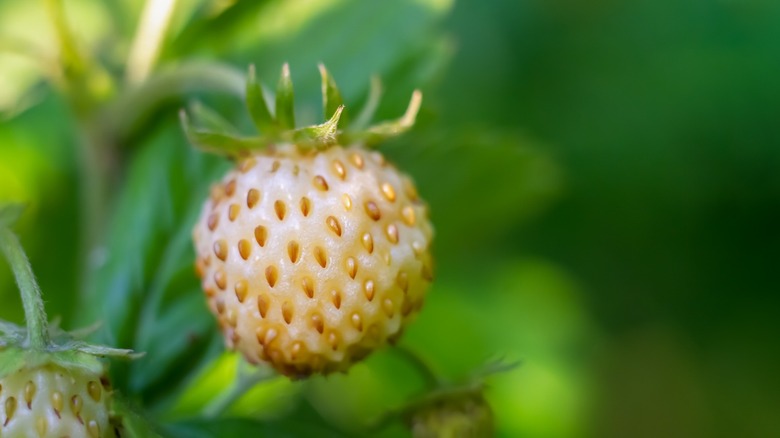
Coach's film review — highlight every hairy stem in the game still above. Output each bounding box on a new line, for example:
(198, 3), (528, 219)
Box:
(0, 227), (50, 350)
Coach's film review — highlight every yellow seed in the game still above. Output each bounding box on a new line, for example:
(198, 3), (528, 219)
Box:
(291, 341), (303, 360)
(302, 277), (314, 298)
(350, 153), (364, 169)
(397, 271), (409, 293)
(257, 294), (269, 317)
(330, 290), (341, 309)
(238, 239), (252, 260)
(70, 395), (82, 416)
(287, 241), (300, 263)
(228, 203), (240, 221)
(87, 382), (102, 402)
(346, 257), (357, 279)
(36, 416), (47, 435)
(361, 233), (374, 253)
(371, 151), (386, 166)
(422, 261), (434, 281)
(282, 302), (293, 324)
(207, 212), (219, 230)
(402, 299), (413, 316)
(386, 224), (399, 243)
(364, 201), (381, 221)
(255, 225), (267, 247)
(382, 298), (395, 317)
(313, 175), (329, 191)
(24, 381), (35, 409)
(51, 391), (63, 416)
(351, 313), (363, 331)
(5, 396), (16, 425)
(210, 184), (225, 203)
(342, 194), (352, 210)
(311, 313), (324, 333)
(364, 280), (375, 301)
(225, 179), (236, 196)
(271, 160), (281, 172)
(265, 265), (278, 287)
(327, 331), (339, 350)
(404, 179), (419, 200)
(215, 297), (226, 314)
(326, 216), (342, 236)
(381, 183), (396, 202)
(412, 241), (425, 256)
(333, 160), (347, 180)
(247, 188), (260, 208)
(292, 164), (300, 176)
(239, 157), (256, 173)
(274, 200), (286, 220)
(234, 279), (248, 303)
(314, 247), (327, 268)
(300, 197), (311, 216)
(226, 308), (237, 327)
(213, 240), (227, 261)
(402, 206), (416, 226)
(214, 269), (227, 290)
(87, 420), (100, 438)
(383, 251), (392, 265)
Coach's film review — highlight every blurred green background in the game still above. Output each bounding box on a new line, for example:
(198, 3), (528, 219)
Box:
(1, 0), (778, 436)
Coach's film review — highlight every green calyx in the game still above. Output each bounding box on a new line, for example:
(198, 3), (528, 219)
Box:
(371, 354), (519, 434)
(0, 203), (140, 380)
(180, 63), (422, 157)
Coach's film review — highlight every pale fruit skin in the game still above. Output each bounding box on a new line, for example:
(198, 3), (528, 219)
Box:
(193, 144), (434, 376)
(410, 394), (494, 438)
(0, 364), (111, 437)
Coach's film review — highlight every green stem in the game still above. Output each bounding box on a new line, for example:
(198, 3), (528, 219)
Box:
(0, 228), (50, 350)
(395, 345), (442, 389)
(126, 0), (179, 84)
(203, 363), (276, 418)
(44, 0), (86, 78)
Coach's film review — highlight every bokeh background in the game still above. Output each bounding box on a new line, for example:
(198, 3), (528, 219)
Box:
(1, 0), (778, 436)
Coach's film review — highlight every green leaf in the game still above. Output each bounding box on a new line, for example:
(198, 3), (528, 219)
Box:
(318, 63), (347, 126)
(78, 119), (230, 406)
(292, 105), (344, 148)
(165, 403), (353, 438)
(179, 110), (267, 156)
(382, 128), (562, 258)
(112, 396), (166, 438)
(245, 64), (275, 134)
(349, 90), (421, 146)
(275, 63), (295, 130)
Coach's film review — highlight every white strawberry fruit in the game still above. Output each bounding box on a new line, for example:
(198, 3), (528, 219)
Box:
(0, 364), (111, 437)
(186, 65), (434, 376)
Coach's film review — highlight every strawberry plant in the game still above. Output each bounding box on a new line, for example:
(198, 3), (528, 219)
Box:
(0, 1), (580, 437)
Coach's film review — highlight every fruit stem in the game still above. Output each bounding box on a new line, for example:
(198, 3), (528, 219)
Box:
(395, 345), (443, 390)
(203, 361), (277, 418)
(0, 227), (50, 350)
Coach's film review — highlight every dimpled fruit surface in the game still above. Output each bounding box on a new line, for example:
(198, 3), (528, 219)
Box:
(193, 144), (434, 376)
(0, 364), (111, 437)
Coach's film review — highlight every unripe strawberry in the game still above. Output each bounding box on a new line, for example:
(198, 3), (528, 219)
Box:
(193, 144), (433, 376)
(408, 393), (494, 438)
(0, 364), (112, 437)
(186, 65), (434, 376)
(0, 204), (139, 438)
